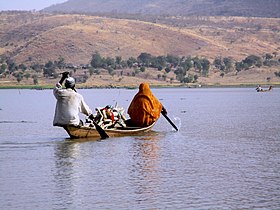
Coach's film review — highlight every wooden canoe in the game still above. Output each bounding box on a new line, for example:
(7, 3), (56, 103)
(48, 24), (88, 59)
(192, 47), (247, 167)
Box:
(257, 86), (273, 92)
(63, 122), (156, 138)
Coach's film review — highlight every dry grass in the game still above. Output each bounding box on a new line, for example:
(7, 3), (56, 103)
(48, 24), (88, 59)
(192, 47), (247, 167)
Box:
(0, 12), (280, 87)
(1, 13), (278, 64)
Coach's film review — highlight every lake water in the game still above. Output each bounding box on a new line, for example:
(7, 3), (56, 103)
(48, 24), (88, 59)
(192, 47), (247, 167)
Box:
(0, 88), (280, 209)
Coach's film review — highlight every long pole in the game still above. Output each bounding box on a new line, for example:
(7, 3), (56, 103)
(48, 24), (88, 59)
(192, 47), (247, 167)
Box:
(161, 111), (178, 131)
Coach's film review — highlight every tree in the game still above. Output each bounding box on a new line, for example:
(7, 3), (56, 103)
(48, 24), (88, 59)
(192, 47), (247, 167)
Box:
(236, 62), (244, 72)
(133, 68), (140, 76)
(140, 66), (145, 72)
(107, 67), (114, 75)
(150, 56), (166, 69)
(165, 67), (171, 73)
(56, 56), (65, 69)
(263, 59), (278, 67)
(274, 71), (280, 77)
(13, 72), (23, 83)
(137, 52), (152, 66)
(214, 57), (223, 69)
(127, 57), (137, 68)
(174, 67), (187, 83)
(18, 64), (27, 71)
(162, 74), (167, 81)
(0, 55), (7, 63)
(115, 56), (122, 65)
(181, 57), (193, 71)
(201, 58), (210, 76)
(156, 56), (167, 67)
(264, 53), (273, 60)
(32, 75), (38, 85)
(0, 63), (7, 74)
(157, 74), (162, 80)
(193, 57), (202, 72)
(43, 61), (56, 77)
(88, 67), (95, 76)
(166, 54), (180, 67)
(243, 55), (262, 68)
(183, 74), (194, 83)
(120, 60), (128, 68)
(24, 73), (31, 80)
(7, 59), (17, 73)
(30, 63), (43, 73)
(16, 75), (23, 83)
(90, 52), (103, 68)
(194, 74), (198, 82)
(104, 57), (116, 69)
(223, 57), (233, 72)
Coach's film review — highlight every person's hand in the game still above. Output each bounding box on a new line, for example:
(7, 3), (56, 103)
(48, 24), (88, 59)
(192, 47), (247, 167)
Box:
(162, 107), (167, 115)
(61, 71), (70, 78)
(58, 72), (70, 85)
(88, 114), (95, 121)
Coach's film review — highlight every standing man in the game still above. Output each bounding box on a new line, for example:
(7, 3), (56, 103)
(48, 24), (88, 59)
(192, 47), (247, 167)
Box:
(53, 72), (92, 127)
(127, 82), (167, 127)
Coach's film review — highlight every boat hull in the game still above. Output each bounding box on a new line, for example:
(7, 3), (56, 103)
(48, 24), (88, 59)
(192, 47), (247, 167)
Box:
(64, 122), (156, 138)
(257, 86), (273, 92)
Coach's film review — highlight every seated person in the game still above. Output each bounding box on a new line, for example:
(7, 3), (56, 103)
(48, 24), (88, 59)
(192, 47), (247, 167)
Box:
(127, 82), (167, 127)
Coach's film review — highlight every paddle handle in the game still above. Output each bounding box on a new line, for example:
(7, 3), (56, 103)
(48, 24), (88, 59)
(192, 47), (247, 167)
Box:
(161, 111), (178, 131)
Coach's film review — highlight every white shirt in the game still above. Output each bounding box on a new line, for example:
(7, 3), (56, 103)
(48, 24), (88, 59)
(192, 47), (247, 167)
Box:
(53, 83), (92, 126)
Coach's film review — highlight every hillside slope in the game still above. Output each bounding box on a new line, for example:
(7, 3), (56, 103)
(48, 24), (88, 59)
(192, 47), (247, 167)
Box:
(43, 0), (280, 18)
(1, 12), (279, 65)
(0, 12), (280, 87)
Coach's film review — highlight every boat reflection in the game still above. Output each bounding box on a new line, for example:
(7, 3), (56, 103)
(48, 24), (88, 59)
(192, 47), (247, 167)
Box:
(129, 132), (163, 203)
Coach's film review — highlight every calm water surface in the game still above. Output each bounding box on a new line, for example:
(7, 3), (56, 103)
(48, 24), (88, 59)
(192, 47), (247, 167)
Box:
(0, 88), (280, 209)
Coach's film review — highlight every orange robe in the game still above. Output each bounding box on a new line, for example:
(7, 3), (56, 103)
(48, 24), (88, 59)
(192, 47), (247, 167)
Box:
(128, 83), (162, 127)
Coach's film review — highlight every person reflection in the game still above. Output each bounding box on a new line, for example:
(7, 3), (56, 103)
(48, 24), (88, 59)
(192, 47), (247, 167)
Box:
(53, 140), (80, 208)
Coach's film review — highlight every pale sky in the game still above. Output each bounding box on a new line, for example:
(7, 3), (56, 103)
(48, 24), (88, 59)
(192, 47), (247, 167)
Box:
(0, 0), (68, 11)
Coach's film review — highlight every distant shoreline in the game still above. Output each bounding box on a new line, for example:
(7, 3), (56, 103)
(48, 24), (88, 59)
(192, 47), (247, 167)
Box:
(0, 83), (279, 90)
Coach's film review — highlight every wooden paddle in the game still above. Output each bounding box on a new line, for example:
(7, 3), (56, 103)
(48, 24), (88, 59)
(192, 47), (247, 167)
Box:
(74, 87), (109, 139)
(89, 114), (109, 139)
(161, 110), (178, 131)
(76, 88), (109, 139)
(74, 89), (109, 139)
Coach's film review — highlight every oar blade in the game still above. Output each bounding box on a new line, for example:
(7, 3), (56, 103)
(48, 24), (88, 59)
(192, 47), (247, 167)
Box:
(161, 111), (178, 131)
(92, 120), (109, 139)
(89, 115), (109, 139)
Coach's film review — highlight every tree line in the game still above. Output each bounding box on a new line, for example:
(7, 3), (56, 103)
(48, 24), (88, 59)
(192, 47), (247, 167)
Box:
(0, 51), (280, 85)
